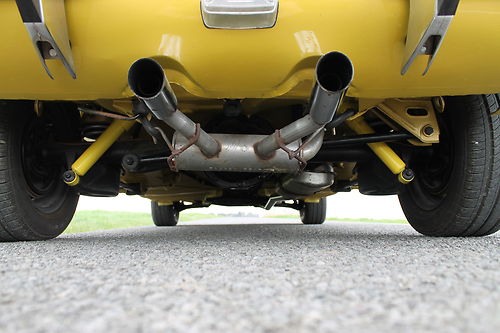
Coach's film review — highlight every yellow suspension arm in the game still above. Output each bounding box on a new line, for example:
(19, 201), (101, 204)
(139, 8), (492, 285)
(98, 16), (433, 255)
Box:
(64, 119), (135, 186)
(347, 116), (414, 184)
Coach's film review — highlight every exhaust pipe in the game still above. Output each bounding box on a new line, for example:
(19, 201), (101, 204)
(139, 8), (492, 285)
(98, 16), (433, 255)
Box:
(255, 51), (354, 159)
(128, 58), (220, 158)
(128, 52), (353, 174)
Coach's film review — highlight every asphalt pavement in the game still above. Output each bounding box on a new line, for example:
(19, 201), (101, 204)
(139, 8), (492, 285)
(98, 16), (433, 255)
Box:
(0, 218), (499, 333)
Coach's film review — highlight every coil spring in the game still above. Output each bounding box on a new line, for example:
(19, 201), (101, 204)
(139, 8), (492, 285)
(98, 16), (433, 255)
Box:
(81, 123), (109, 141)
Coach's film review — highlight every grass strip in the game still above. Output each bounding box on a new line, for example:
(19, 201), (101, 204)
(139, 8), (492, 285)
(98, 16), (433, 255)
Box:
(66, 210), (407, 234)
(65, 210), (217, 234)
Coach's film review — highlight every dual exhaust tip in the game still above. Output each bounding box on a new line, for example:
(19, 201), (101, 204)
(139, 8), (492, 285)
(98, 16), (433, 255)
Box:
(128, 51), (353, 117)
(127, 51), (354, 171)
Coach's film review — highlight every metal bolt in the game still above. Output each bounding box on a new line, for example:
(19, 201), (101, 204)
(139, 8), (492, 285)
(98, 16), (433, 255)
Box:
(63, 170), (76, 182)
(124, 157), (134, 166)
(432, 97), (445, 113)
(423, 125), (434, 136)
(48, 48), (57, 57)
(402, 168), (415, 181)
(122, 154), (139, 170)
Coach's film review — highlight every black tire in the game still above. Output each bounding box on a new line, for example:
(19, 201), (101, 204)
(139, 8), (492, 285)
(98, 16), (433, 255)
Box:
(399, 94), (500, 237)
(0, 102), (79, 242)
(300, 198), (327, 225)
(151, 202), (179, 226)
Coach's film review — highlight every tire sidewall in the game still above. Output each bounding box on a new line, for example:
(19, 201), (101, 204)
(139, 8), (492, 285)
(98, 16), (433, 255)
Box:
(5, 104), (78, 239)
(399, 96), (492, 236)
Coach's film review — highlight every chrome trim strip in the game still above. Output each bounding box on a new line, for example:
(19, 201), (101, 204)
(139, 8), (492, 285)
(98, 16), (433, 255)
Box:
(15, 0), (76, 79)
(401, 0), (460, 75)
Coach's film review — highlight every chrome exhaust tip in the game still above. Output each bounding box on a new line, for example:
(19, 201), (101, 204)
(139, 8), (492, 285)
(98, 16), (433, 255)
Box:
(309, 51), (354, 125)
(255, 51), (354, 159)
(128, 58), (178, 118)
(316, 51), (354, 93)
(128, 58), (220, 158)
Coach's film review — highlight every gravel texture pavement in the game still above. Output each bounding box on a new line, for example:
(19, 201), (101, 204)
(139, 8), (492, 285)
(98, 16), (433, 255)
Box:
(0, 218), (499, 333)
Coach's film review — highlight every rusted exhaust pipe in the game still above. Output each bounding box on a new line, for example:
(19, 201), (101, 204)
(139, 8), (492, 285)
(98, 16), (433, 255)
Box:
(128, 58), (220, 158)
(255, 51), (354, 159)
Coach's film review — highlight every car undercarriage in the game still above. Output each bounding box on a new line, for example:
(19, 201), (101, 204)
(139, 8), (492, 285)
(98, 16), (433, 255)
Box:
(0, 0), (498, 240)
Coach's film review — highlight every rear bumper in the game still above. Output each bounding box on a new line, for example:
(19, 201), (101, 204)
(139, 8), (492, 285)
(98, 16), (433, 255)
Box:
(1, 0), (500, 100)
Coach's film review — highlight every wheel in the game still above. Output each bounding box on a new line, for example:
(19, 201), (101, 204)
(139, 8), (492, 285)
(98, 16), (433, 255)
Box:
(300, 198), (327, 224)
(399, 94), (500, 237)
(0, 102), (79, 241)
(151, 202), (179, 226)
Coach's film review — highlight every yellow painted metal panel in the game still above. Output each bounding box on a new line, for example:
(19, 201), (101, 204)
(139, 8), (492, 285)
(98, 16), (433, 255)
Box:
(0, 0), (499, 100)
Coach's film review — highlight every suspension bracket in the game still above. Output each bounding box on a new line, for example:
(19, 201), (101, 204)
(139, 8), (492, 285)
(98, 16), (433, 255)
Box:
(376, 98), (441, 144)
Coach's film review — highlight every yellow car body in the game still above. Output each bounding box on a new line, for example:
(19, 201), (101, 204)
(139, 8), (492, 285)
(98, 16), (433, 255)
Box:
(1, 0), (500, 101)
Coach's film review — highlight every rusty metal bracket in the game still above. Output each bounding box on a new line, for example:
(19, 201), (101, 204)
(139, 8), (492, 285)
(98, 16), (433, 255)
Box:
(167, 123), (202, 171)
(274, 130), (308, 172)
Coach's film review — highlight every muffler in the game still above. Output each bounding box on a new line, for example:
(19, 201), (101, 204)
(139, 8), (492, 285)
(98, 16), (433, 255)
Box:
(173, 133), (301, 173)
